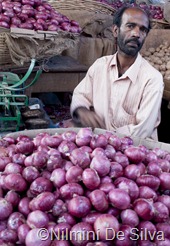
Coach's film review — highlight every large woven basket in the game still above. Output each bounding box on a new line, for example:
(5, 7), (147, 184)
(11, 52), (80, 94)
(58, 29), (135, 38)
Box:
(48, 0), (116, 15)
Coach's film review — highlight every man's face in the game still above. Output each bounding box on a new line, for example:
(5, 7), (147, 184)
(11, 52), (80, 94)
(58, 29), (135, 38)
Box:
(114, 8), (149, 56)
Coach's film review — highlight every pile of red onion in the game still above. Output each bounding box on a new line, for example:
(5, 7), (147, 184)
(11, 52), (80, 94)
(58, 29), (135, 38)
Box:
(0, 128), (170, 246)
(98, 0), (164, 20)
(0, 0), (81, 32)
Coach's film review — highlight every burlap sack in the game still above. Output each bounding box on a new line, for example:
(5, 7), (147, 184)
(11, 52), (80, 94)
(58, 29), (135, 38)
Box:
(63, 36), (116, 67)
(59, 10), (113, 38)
(5, 31), (78, 66)
(164, 0), (170, 23)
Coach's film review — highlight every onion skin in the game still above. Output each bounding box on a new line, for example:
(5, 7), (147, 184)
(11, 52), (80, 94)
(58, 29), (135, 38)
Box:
(89, 189), (109, 212)
(70, 222), (94, 246)
(68, 196), (91, 218)
(82, 168), (100, 190)
(108, 188), (131, 210)
(0, 198), (13, 220)
(25, 228), (51, 246)
(94, 214), (119, 241)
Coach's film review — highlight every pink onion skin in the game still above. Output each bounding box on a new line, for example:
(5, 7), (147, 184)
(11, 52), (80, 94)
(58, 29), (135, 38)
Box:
(69, 148), (91, 169)
(60, 183), (84, 200)
(157, 195), (170, 213)
(57, 212), (76, 226)
(89, 189), (109, 212)
(153, 202), (169, 223)
(90, 134), (108, 149)
(70, 222), (94, 246)
(27, 210), (49, 229)
(124, 164), (141, 180)
(0, 228), (18, 244)
(18, 223), (30, 244)
(82, 168), (100, 190)
(113, 152), (129, 168)
(156, 223), (170, 240)
(108, 188), (131, 210)
(90, 155), (111, 177)
(108, 135), (121, 150)
(0, 198), (13, 220)
(50, 168), (66, 188)
(68, 196), (91, 218)
(124, 146), (145, 163)
(5, 190), (20, 208)
(52, 199), (67, 217)
(114, 177), (139, 202)
(159, 172), (170, 190)
(66, 166), (83, 183)
(30, 177), (53, 195)
(25, 228), (51, 246)
(139, 186), (158, 201)
(75, 128), (93, 147)
(136, 174), (160, 191)
(120, 209), (139, 227)
(7, 212), (25, 231)
(4, 173), (27, 192)
(82, 211), (102, 225)
(94, 214), (119, 241)
(18, 197), (31, 216)
(133, 198), (155, 221)
(29, 192), (56, 212)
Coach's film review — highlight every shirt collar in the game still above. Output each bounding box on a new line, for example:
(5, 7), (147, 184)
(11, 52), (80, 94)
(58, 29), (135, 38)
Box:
(110, 52), (142, 84)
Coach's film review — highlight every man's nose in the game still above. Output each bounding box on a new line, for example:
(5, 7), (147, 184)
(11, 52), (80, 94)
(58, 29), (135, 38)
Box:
(132, 26), (140, 37)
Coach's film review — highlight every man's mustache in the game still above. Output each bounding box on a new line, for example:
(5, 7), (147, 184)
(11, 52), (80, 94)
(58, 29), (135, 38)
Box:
(126, 39), (140, 46)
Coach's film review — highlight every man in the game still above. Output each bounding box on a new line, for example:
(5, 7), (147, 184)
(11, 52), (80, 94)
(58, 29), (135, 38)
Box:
(70, 6), (164, 140)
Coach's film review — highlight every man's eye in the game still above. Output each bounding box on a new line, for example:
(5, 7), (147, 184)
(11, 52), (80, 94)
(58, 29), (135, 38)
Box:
(127, 24), (134, 29)
(141, 28), (148, 33)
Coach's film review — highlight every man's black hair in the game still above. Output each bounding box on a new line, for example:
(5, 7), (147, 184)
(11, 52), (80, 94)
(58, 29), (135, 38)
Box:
(113, 5), (151, 33)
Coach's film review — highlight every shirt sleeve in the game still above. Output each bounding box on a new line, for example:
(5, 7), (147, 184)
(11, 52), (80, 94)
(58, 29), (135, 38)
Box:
(70, 64), (95, 117)
(116, 76), (164, 140)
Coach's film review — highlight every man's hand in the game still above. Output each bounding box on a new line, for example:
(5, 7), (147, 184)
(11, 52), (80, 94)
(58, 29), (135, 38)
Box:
(74, 107), (105, 129)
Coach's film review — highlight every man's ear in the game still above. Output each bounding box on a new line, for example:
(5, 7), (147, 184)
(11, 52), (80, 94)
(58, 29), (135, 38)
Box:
(112, 24), (119, 38)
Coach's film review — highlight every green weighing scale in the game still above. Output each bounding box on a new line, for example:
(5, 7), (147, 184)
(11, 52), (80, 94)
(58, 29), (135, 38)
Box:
(0, 59), (42, 132)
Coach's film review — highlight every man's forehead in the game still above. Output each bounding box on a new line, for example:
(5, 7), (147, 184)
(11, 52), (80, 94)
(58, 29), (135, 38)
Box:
(121, 8), (149, 25)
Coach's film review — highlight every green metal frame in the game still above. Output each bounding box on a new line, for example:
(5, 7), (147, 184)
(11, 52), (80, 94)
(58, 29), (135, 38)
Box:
(0, 59), (42, 132)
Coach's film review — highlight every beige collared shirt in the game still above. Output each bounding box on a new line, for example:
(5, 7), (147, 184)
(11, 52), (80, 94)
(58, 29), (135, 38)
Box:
(70, 53), (164, 140)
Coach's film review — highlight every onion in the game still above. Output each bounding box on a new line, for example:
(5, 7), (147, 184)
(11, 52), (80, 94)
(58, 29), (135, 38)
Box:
(69, 148), (91, 169)
(27, 210), (49, 228)
(90, 155), (111, 177)
(113, 152), (129, 168)
(0, 198), (13, 220)
(136, 174), (160, 191)
(133, 198), (155, 220)
(159, 172), (170, 190)
(108, 135), (121, 150)
(18, 197), (31, 216)
(25, 228), (51, 246)
(82, 211), (102, 225)
(82, 168), (100, 190)
(60, 183), (84, 200)
(89, 189), (109, 212)
(5, 190), (20, 207)
(153, 202), (169, 223)
(7, 212), (25, 231)
(124, 164), (141, 180)
(29, 192), (56, 212)
(70, 222), (94, 246)
(4, 173), (27, 192)
(147, 162), (162, 177)
(139, 186), (158, 201)
(57, 212), (76, 226)
(157, 195), (170, 213)
(50, 168), (66, 188)
(18, 224), (30, 244)
(94, 214), (119, 241)
(124, 146), (145, 163)
(109, 162), (123, 179)
(30, 177), (53, 195)
(68, 196), (91, 218)
(66, 166), (83, 183)
(22, 166), (40, 183)
(90, 134), (108, 149)
(114, 177), (139, 201)
(120, 209), (139, 227)
(52, 199), (67, 217)
(108, 188), (131, 210)
(0, 228), (18, 243)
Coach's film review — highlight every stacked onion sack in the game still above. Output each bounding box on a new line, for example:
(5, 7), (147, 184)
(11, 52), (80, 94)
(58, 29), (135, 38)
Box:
(97, 0), (164, 20)
(1, 128), (170, 245)
(0, 0), (81, 33)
